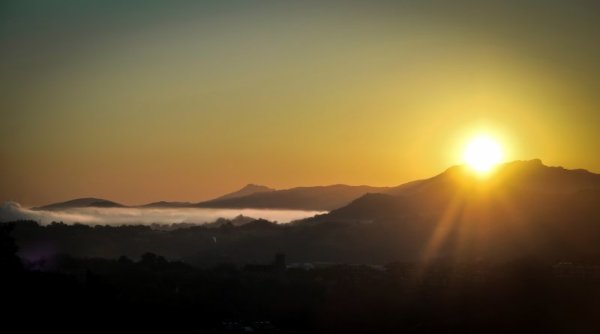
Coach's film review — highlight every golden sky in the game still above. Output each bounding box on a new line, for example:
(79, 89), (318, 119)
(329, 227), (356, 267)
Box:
(1, 1), (599, 206)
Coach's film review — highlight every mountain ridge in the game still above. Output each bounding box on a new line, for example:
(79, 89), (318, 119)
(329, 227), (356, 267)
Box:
(310, 159), (600, 224)
(31, 160), (600, 213)
(196, 184), (391, 211)
(32, 197), (125, 211)
(211, 184), (275, 201)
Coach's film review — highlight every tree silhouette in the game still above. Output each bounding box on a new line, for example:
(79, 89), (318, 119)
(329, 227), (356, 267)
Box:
(0, 223), (22, 273)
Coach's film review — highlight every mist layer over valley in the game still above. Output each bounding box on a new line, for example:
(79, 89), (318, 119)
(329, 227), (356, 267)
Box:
(0, 202), (324, 225)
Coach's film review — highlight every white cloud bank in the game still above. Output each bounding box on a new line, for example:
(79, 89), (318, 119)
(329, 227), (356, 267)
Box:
(0, 201), (324, 225)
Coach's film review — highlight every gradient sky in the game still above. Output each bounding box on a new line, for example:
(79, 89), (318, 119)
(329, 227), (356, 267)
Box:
(1, 0), (599, 206)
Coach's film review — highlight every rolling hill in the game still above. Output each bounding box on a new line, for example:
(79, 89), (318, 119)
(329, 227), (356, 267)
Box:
(32, 198), (126, 211)
(196, 184), (390, 211)
(31, 184), (390, 212)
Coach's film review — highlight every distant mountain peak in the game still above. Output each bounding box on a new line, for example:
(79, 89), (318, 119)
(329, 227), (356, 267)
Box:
(313, 159), (600, 226)
(439, 159), (589, 178)
(140, 201), (193, 208)
(198, 184), (391, 211)
(241, 184), (273, 191)
(501, 158), (544, 168)
(211, 184), (276, 201)
(33, 197), (125, 210)
(509, 158), (543, 165)
(497, 159), (597, 175)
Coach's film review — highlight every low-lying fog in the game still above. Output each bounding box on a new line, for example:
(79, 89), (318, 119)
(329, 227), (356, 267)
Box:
(0, 202), (325, 225)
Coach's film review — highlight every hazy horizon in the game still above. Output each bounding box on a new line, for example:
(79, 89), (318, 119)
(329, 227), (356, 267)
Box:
(4, 158), (596, 208)
(0, 201), (324, 225)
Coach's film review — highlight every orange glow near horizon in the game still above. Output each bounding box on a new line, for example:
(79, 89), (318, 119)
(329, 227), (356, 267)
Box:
(1, 1), (600, 206)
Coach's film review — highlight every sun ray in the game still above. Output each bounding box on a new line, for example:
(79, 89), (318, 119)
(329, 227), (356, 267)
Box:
(418, 189), (467, 276)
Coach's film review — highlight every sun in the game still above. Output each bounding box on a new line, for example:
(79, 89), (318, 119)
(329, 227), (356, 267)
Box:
(462, 135), (504, 174)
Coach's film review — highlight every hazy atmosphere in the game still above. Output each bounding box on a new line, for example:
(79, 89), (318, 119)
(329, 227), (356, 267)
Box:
(3, 2), (600, 333)
(2, 0), (600, 205)
(0, 201), (323, 225)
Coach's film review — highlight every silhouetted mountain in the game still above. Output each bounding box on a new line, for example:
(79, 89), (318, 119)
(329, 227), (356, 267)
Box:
(139, 201), (193, 208)
(211, 184), (275, 201)
(383, 179), (428, 196)
(9, 160), (600, 267)
(322, 193), (411, 222)
(386, 159), (600, 199)
(30, 184), (273, 210)
(197, 184), (390, 211)
(7, 162), (600, 334)
(334, 159), (600, 218)
(33, 198), (126, 210)
(308, 159), (600, 260)
(31, 184), (388, 212)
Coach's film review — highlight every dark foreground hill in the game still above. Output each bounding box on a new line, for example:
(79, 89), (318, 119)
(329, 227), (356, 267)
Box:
(4, 160), (600, 333)
(4, 249), (600, 334)
(3, 220), (600, 334)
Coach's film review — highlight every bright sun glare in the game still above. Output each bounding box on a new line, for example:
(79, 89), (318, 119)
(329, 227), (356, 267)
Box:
(462, 135), (504, 174)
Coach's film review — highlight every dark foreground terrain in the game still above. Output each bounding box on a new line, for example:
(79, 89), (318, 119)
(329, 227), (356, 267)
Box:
(3, 222), (600, 334)
(4, 161), (600, 333)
